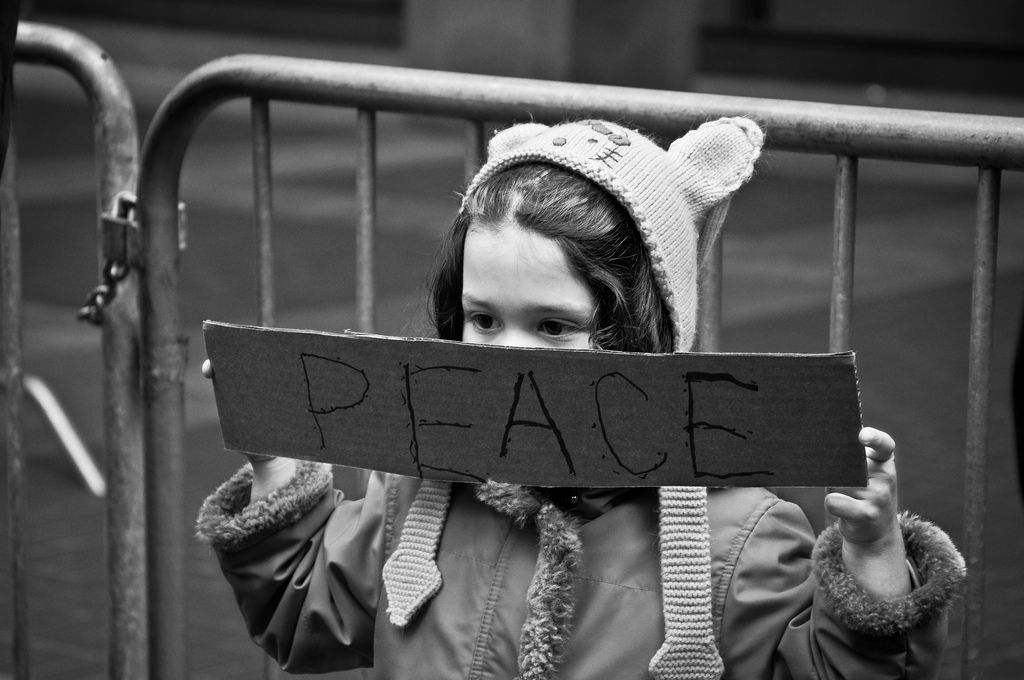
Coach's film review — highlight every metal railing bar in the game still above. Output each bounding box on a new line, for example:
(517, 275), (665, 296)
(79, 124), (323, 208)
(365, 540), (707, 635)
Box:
(251, 105), (282, 680)
(356, 108), (377, 333)
(139, 138), (188, 680)
(697, 237), (722, 353)
(960, 165), (1000, 680)
(2, 137), (29, 680)
(102, 279), (147, 680)
(251, 98), (275, 327)
(464, 119), (486, 187)
(829, 155), (858, 352)
(15, 23), (139, 249)
(149, 56), (1024, 170)
(135, 56), (1023, 678)
(16, 22), (146, 680)
(144, 359), (187, 680)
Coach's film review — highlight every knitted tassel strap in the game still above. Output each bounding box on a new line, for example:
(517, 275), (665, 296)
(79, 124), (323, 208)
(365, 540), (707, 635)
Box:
(649, 486), (723, 680)
(382, 479), (452, 627)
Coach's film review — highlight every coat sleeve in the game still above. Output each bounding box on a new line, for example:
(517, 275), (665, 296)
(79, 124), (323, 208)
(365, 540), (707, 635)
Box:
(195, 461), (390, 673)
(717, 496), (965, 680)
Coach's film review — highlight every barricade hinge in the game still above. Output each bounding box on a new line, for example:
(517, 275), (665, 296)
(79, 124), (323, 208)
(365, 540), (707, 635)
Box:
(101, 191), (140, 270)
(77, 192), (187, 326)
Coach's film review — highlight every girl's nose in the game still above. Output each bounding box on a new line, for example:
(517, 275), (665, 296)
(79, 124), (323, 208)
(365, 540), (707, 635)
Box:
(493, 327), (542, 349)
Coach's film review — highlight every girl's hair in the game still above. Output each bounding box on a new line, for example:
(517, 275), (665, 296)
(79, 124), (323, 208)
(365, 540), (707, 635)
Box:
(429, 162), (673, 353)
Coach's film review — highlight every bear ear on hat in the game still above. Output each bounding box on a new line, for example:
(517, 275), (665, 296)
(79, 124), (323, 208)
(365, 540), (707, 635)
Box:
(667, 117), (764, 266)
(667, 116), (764, 213)
(488, 122), (550, 159)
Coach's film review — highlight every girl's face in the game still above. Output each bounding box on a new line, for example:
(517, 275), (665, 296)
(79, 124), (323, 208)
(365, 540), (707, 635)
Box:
(461, 221), (596, 350)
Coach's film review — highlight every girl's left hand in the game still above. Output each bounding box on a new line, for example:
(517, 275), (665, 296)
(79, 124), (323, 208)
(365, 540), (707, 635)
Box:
(824, 426), (910, 598)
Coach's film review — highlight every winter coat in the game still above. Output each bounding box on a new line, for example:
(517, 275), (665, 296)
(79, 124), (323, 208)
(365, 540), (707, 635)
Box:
(196, 461), (965, 679)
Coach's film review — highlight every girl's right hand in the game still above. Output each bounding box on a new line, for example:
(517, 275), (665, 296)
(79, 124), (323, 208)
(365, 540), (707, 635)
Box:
(201, 359), (296, 500)
(824, 427), (909, 599)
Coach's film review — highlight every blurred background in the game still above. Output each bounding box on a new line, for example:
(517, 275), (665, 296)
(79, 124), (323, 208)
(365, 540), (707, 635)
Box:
(3, 0), (1024, 678)
(22, 0), (1024, 92)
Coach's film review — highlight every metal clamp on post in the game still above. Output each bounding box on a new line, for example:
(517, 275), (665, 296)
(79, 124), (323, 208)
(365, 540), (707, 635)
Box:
(77, 192), (187, 325)
(78, 191), (138, 325)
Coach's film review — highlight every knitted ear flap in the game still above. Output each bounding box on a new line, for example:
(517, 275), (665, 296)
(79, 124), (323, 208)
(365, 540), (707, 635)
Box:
(382, 480), (453, 627)
(488, 122), (550, 158)
(667, 117), (764, 265)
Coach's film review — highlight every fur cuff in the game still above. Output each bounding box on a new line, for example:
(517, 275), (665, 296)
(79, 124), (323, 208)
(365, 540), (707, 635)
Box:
(813, 511), (966, 637)
(195, 460), (334, 553)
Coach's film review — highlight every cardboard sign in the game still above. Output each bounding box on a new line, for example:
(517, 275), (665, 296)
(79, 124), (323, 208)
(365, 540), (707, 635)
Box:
(203, 321), (865, 487)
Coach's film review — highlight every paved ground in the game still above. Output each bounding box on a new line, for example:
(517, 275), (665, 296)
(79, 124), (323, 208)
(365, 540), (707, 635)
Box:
(3, 14), (1024, 679)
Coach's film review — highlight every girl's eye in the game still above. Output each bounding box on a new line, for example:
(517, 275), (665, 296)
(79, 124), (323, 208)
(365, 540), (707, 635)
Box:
(469, 313), (496, 331)
(539, 320), (575, 337)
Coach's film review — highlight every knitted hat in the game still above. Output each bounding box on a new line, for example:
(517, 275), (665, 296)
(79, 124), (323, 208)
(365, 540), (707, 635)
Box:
(467, 118), (763, 353)
(383, 118), (763, 679)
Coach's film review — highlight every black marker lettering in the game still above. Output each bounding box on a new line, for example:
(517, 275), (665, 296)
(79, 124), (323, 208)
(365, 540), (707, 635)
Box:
(594, 372), (668, 477)
(685, 371), (773, 479)
(403, 363), (482, 478)
(300, 353), (369, 449)
(500, 371), (575, 475)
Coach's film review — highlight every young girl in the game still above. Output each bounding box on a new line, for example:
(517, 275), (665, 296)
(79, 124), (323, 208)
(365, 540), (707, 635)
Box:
(197, 118), (965, 679)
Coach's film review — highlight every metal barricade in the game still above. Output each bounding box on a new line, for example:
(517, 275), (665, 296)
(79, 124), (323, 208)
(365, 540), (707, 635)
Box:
(136, 56), (1024, 680)
(6, 21), (144, 680)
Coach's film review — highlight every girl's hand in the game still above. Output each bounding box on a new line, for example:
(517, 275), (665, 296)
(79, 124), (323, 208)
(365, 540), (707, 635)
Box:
(824, 426), (910, 598)
(201, 359), (295, 500)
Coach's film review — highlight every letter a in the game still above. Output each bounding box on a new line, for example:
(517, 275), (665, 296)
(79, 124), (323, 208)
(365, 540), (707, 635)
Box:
(499, 371), (575, 475)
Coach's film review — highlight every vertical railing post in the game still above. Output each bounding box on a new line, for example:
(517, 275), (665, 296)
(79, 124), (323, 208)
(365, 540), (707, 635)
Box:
(830, 155), (858, 352)
(697, 236), (723, 352)
(252, 98), (275, 328)
(961, 166), (1000, 680)
(103, 269), (147, 680)
(356, 108), (377, 333)
(140, 159), (189, 680)
(88, 61), (145, 680)
(250, 95), (282, 680)
(2, 139), (29, 680)
(16, 22), (146, 679)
